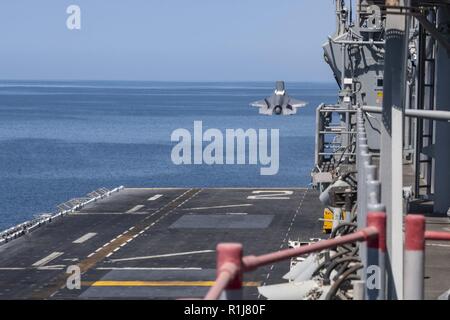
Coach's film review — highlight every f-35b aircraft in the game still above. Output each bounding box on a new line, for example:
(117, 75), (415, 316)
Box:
(250, 81), (307, 115)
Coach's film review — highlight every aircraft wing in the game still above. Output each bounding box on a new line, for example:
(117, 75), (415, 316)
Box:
(288, 98), (308, 109)
(249, 98), (269, 108)
(250, 98), (272, 115)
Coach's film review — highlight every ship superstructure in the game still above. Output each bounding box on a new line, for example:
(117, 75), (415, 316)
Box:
(308, 0), (450, 300)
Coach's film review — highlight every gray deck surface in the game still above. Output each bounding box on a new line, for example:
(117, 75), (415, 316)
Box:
(0, 188), (323, 300)
(0, 187), (447, 300)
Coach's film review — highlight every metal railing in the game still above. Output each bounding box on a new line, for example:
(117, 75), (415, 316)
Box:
(0, 186), (124, 245)
(404, 214), (450, 300)
(202, 212), (449, 300)
(356, 107), (385, 287)
(361, 105), (450, 122)
(204, 212), (386, 300)
(314, 103), (356, 168)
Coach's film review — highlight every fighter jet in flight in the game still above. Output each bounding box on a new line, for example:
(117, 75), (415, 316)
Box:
(250, 81), (307, 115)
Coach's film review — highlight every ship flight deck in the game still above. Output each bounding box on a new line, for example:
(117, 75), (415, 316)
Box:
(0, 188), (323, 300)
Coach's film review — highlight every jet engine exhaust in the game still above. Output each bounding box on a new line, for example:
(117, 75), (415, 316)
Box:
(274, 106), (282, 115)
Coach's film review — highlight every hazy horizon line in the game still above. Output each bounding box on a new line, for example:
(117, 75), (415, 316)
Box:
(0, 78), (336, 84)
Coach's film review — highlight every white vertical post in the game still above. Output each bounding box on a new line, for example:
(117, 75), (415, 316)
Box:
(380, 0), (408, 300)
(404, 215), (425, 300)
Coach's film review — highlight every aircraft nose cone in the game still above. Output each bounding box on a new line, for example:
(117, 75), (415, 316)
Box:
(274, 106), (282, 115)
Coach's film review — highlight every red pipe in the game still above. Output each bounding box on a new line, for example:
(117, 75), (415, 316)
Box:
(425, 231), (450, 241)
(367, 211), (386, 252)
(204, 219), (382, 300)
(242, 226), (378, 271)
(405, 215), (426, 251)
(204, 263), (238, 300)
(204, 243), (242, 300)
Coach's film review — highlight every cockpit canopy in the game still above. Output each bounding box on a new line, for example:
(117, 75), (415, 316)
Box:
(274, 81), (286, 96)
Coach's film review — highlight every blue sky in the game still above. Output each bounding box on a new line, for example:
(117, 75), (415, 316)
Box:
(0, 1), (336, 81)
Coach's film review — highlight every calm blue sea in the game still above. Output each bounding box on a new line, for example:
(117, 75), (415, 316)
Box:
(0, 81), (337, 230)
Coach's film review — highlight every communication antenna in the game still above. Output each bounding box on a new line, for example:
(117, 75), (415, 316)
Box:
(349, 0), (353, 26)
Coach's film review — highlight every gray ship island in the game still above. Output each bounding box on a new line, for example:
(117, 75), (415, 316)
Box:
(1, 0), (450, 300)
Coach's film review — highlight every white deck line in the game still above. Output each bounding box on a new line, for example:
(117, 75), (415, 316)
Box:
(110, 250), (214, 262)
(73, 232), (97, 244)
(147, 194), (163, 201)
(183, 204), (253, 210)
(32, 252), (64, 267)
(96, 267), (203, 271)
(126, 205), (145, 213)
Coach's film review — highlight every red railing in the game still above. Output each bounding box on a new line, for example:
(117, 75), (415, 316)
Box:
(204, 212), (386, 300)
(204, 212), (450, 300)
(404, 214), (450, 300)
(424, 231), (450, 241)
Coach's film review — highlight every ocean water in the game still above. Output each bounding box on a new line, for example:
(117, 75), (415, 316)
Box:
(0, 81), (337, 230)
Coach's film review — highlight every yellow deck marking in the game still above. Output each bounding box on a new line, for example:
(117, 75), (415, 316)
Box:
(82, 281), (260, 287)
